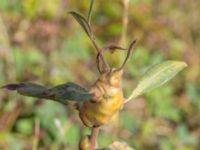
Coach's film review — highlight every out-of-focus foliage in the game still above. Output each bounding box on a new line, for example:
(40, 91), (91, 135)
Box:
(101, 141), (136, 150)
(0, 0), (199, 150)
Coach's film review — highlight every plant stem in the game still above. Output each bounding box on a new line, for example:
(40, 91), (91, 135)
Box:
(91, 38), (109, 72)
(32, 118), (40, 150)
(120, 0), (129, 46)
(90, 126), (100, 150)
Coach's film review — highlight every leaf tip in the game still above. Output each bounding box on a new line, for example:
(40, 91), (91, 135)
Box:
(68, 11), (74, 15)
(1, 83), (25, 90)
(182, 62), (188, 68)
(174, 61), (188, 69)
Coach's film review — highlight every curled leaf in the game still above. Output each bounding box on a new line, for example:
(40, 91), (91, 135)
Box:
(125, 61), (187, 102)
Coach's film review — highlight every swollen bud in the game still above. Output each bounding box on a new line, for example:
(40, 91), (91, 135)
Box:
(79, 135), (90, 150)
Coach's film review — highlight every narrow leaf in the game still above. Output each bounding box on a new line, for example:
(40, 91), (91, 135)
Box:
(46, 82), (93, 102)
(2, 83), (48, 98)
(18, 83), (48, 98)
(2, 82), (93, 105)
(69, 11), (92, 38)
(125, 61), (187, 102)
(1, 83), (25, 90)
(87, 0), (94, 24)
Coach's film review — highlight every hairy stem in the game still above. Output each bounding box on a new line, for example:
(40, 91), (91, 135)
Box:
(90, 126), (100, 150)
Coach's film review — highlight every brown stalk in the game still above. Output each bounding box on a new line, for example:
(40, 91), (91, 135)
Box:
(91, 37), (110, 73)
(120, 0), (129, 46)
(96, 44), (128, 73)
(90, 126), (100, 150)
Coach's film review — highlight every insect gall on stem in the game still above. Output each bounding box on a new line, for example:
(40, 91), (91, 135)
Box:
(1, 1), (187, 150)
(78, 39), (136, 150)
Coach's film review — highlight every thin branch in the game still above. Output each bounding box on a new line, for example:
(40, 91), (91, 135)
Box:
(91, 38), (110, 73)
(96, 53), (102, 73)
(96, 44), (127, 73)
(120, 0), (129, 46)
(87, 0), (109, 73)
(117, 40), (137, 70)
(103, 44), (127, 52)
(90, 126), (100, 150)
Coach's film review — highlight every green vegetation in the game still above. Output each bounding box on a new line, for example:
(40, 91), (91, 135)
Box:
(0, 0), (199, 150)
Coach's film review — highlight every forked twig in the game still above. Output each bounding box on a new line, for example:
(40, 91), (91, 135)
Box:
(96, 44), (127, 73)
(91, 38), (110, 73)
(96, 40), (136, 72)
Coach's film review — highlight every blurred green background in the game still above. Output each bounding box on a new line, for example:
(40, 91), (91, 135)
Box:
(0, 0), (199, 150)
